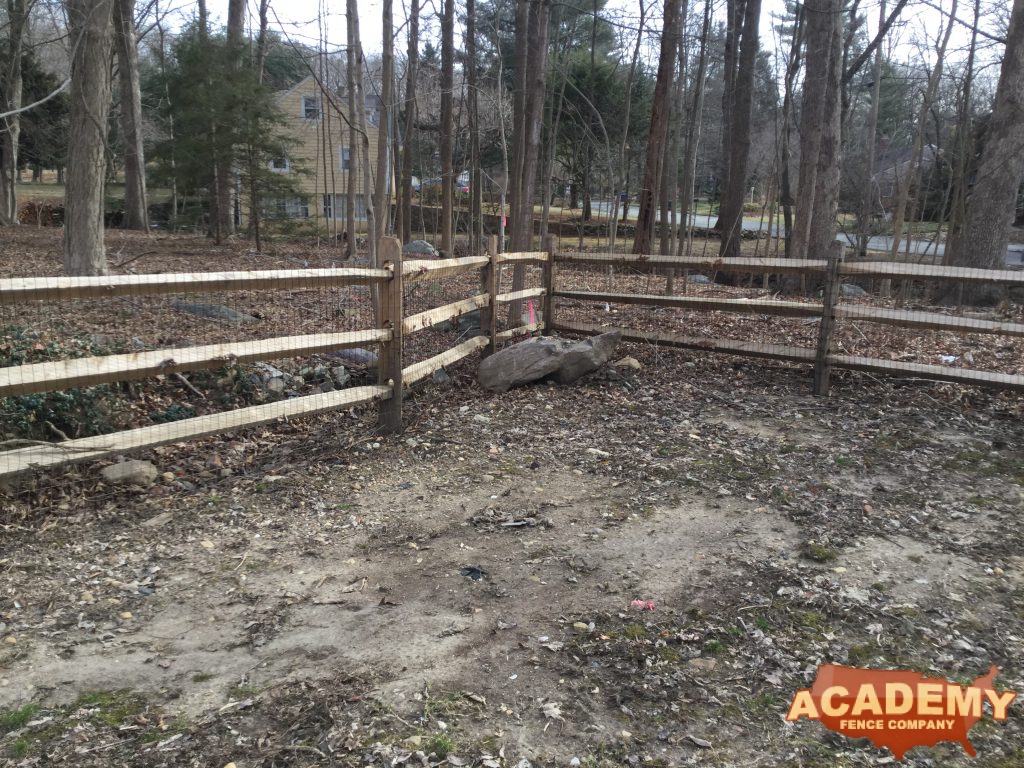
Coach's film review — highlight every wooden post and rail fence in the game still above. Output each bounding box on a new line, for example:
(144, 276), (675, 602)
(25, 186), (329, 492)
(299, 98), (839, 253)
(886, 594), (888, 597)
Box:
(1, 236), (1021, 476)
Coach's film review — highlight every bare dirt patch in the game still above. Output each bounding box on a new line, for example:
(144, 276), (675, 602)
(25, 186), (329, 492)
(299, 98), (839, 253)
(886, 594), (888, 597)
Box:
(1, 232), (1023, 766)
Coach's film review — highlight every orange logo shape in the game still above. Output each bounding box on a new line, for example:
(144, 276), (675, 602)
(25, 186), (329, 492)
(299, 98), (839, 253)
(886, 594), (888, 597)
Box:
(786, 664), (1016, 760)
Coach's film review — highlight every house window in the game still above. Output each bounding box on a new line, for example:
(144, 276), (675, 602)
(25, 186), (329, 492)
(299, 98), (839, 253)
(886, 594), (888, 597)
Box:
(340, 147), (351, 172)
(265, 196), (309, 219)
(322, 194), (367, 221)
(269, 156), (289, 173)
(302, 95), (321, 120)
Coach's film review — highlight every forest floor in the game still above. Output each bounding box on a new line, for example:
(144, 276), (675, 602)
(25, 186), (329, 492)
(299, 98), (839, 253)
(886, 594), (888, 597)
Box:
(1, 229), (1023, 767)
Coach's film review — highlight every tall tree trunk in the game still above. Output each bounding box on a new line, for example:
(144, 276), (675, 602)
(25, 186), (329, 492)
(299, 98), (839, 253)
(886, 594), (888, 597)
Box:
(715, 0), (762, 259)
(64, 0), (115, 276)
(114, 0), (148, 230)
(212, 0), (245, 240)
(440, 0), (455, 254)
(943, 0), (1024, 290)
(789, 0), (841, 263)
(632, 0), (682, 254)
(345, 0), (359, 259)
(778, 5), (804, 259)
(0, 0), (28, 227)
(508, 0), (550, 323)
(677, 0), (712, 259)
(467, 0), (483, 253)
(609, 0), (646, 250)
(945, 0), (980, 260)
(374, 0), (394, 240)
(399, 0), (418, 244)
(349, 6), (377, 266)
(857, 0), (885, 258)
(888, 0), (956, 260)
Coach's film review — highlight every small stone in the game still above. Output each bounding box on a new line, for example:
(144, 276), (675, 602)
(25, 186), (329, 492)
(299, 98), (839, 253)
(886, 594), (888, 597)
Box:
(4, 636), (16, 645)
(200, 540), (215, 550)
(331, 366), (351, 386)
(573, 621), (592, 634)
(459, 405), (470, 415)
(994, 567), (1005, 577)
(119, 611), (133, 620)
(262, 475), (286, 483)
(586, 448), (611, 458)
(101, 460), (158, 486)
(473, 414), (492, 424)
(161, 472), (176, 482)
(266, 378), (287, 394)
(620, 730), (633, 740)
(80, 591), (96, 604)
(612, 356), (641, 370)
(569, 759), (581, 768)
(142, 511), (174, 528)
(688, 658), (717, 672)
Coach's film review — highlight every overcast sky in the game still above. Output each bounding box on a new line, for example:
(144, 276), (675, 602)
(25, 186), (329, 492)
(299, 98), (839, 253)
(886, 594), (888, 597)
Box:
(204, 0), (996, 75)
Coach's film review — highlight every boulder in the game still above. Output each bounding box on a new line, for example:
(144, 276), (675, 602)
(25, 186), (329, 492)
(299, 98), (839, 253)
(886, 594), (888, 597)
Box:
(402, 240), (440, 259)
(328, 347), (378, 367)
(101, 460), (158, 486)
(478, 331), (622, 393)
(169, 300), (257, 325)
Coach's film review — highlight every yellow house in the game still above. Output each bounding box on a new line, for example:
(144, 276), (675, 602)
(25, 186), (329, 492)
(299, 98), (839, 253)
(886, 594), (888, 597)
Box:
(267, 75), (391, 228)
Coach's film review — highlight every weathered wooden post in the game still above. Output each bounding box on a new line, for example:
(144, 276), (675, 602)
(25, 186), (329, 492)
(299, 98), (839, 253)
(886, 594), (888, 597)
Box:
(481, 235), (498, 356)
(813, 240), (845, 396)
(542, 233), (557, 333)
(377, 236), (404, 432)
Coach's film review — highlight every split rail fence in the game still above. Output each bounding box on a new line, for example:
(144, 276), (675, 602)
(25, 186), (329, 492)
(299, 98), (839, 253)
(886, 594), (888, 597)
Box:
(0, 236), (550, 477)
(2, 236), (1022, 477)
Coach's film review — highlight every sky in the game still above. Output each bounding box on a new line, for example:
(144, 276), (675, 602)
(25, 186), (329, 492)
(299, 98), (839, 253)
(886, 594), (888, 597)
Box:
(204, 0), (995, 73)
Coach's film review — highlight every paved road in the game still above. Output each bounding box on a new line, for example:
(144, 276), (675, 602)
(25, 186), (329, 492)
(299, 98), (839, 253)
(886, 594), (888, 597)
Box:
(586, 202), (1024, 265)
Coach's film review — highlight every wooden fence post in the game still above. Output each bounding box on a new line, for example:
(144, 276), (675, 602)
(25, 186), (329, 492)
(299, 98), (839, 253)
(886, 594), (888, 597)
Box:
(377, 236), (404, 433)
(543, 233), (557, 333)
(481, 235), (498, 356)
(813, 241), (845, 396)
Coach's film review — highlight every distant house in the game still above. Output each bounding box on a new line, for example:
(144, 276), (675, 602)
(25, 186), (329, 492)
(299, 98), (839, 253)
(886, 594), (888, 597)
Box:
(266, 75), (392, 227)
(871, 143), (942, 216)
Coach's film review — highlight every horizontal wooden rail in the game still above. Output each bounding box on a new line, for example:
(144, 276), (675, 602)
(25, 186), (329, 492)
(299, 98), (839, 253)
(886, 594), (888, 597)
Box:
(553, 321), (817, 363)
(496, 322), (544, 342)
(0, 268), (391, 303)
(554, 253), (828, 275)
(402, 294), (490, 334)
(828, 355), (1024, 391)
(0, 384), (391, 476)
(836, 305), (1024, 337)
(402, 256), (489, 283)
(555, 290), (823, 318)
(402, 335), (490, 385)
(0, 329), (390, 398)
(495, 287), (546, 304)
(839, 261), (1024, 285)
(497, 251), (549, 264)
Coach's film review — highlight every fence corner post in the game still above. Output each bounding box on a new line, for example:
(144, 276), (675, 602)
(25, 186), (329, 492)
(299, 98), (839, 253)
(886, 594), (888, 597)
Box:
(481, 235), (498, 356)
(377, 236), (404, 433)
(543, 234), (557, 334)
(813, 240), (845, 397)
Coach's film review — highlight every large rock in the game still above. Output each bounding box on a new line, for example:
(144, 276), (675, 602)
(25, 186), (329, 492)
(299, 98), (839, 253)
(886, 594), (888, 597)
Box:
(170, 300), (257, 325)
(101, 460), (158, 486)
(478, 331), (622, 393)
(402, 240), (440, 259)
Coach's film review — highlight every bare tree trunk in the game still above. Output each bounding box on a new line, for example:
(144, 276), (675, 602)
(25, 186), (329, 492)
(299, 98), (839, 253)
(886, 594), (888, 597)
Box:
(467, 0), (483, 253)
(943, 0), (1024, 290)
(677, 0), (711, 259)
(399, 0), (418, 244)
(64, 0), (115, 276)
(609, 0), (646, 250)
(889, 0), (956, 260)
(345, 0), (358, 259)
(632, 0), (682, 254)
(349, 8), (377, 267)
(857, 0), (884, 258)
(945, 0), (980, 260)
(789, 0), (840, 263)
(212, 0), (245, 240)
(0, 0), (28, 227)
(778, 5), (804, 259)
(374, 0), (393, 240)
(440, 0), (454, 254)
(114, 0), (148, 230)
(716, 0), (762, 259)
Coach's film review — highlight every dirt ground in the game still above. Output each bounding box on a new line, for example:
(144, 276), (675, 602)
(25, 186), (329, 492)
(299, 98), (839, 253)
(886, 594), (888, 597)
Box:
(1, 230), (1024, 767)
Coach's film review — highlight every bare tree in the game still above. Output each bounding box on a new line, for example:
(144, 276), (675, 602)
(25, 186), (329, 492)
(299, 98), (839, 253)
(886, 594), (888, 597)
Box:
(63, 0), (115, 275)
(440, 0), (454, 254)
(944, 0), (1024, 283)
(398, 0), (419, 244)
(373, 0), (394, 240)
(856, 0), (885, 258)
(715, 0), (762, 259)
(633, 0), (683, 254)
(467, 0), (483, 253)
(114, 0), (148, 230)
(677, 0), (712, 259)
(0, 0), (29, 226)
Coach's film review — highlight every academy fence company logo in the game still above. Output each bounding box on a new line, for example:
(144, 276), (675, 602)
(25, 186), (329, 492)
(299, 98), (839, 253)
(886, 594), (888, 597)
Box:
(786, 664), (1017, 760)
